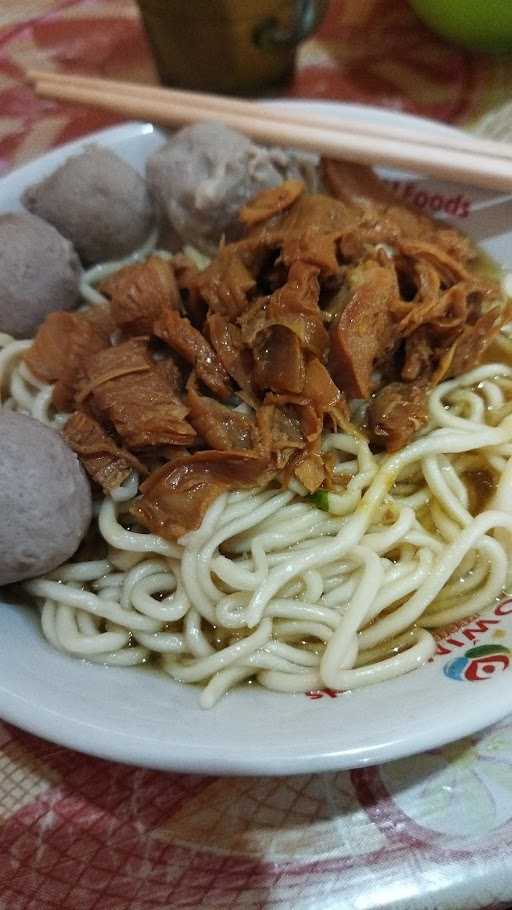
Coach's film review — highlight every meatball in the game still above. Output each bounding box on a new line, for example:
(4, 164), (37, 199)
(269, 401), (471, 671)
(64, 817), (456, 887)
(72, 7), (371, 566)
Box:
(147, 122), (289, 254)
(23, 146), (155, 264)
(0, 213), (80, 338)
(0, 412), (92, 586)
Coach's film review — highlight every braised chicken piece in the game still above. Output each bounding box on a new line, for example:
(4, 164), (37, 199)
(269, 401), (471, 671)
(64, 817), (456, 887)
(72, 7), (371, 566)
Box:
(79, 338), (196, 449)
(63, 411), (146, 493)
(25, 160), (509, 539)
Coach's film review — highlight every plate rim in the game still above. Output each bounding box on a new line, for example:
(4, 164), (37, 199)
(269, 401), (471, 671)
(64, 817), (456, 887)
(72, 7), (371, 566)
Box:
(2, 652), (512, 775)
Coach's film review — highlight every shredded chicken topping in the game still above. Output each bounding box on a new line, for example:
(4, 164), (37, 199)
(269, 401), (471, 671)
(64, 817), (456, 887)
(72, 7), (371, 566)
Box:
(26, 161), (510, 539)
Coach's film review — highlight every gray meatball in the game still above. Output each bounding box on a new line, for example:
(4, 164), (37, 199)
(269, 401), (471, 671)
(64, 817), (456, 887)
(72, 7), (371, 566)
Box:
(0, 213), (80, 338)
(147, 122), (288, 254)
(23, 146), (155, 264)
(0, 411), (92, 586)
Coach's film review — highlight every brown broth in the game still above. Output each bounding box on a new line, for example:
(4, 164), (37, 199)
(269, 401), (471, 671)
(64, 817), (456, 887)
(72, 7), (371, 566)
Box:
(465, 468), (496, 514)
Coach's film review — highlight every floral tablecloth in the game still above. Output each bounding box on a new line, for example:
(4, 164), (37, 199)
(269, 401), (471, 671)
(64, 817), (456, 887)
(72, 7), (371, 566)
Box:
(2, 2), (512, 908)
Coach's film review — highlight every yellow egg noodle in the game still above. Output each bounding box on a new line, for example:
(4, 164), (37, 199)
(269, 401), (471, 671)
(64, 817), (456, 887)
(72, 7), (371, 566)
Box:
(2, 251), (512, 707)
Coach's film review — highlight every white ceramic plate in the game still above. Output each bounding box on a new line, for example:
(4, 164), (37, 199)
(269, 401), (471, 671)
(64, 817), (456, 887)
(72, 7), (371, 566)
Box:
(2, 102), (512, 776)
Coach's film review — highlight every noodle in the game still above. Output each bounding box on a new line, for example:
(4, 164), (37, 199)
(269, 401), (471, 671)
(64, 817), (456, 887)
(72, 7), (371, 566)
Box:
(4, 246), (512, 708)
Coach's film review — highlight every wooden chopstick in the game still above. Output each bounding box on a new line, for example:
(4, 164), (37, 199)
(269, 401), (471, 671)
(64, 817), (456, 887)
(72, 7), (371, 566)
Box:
(29, 71), (512, 193)
(27, 69), (512, 165)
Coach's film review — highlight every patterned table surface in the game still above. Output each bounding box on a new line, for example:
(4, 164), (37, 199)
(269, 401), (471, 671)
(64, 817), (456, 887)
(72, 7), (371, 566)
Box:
(2, 2), (512, 908)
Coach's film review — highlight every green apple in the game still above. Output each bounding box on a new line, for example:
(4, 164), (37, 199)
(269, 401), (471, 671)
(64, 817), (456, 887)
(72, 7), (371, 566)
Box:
(410, 0), (512, 51)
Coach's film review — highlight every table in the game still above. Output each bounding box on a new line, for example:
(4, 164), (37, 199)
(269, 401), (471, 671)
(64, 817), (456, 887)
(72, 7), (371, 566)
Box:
(2, 2), (512, 908)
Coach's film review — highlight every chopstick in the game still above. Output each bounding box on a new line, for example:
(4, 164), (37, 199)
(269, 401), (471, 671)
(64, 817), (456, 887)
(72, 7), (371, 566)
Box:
(28, 69), (512, 193)
(28, 69), (512, 164)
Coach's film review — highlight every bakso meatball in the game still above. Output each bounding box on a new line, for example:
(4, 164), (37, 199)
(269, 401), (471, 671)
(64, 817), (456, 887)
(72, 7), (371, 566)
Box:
(22, 146), (155, 264)
(0, 412), (92, 586)
(0, 213), (80, 338)
(146, 122), (287, 254)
